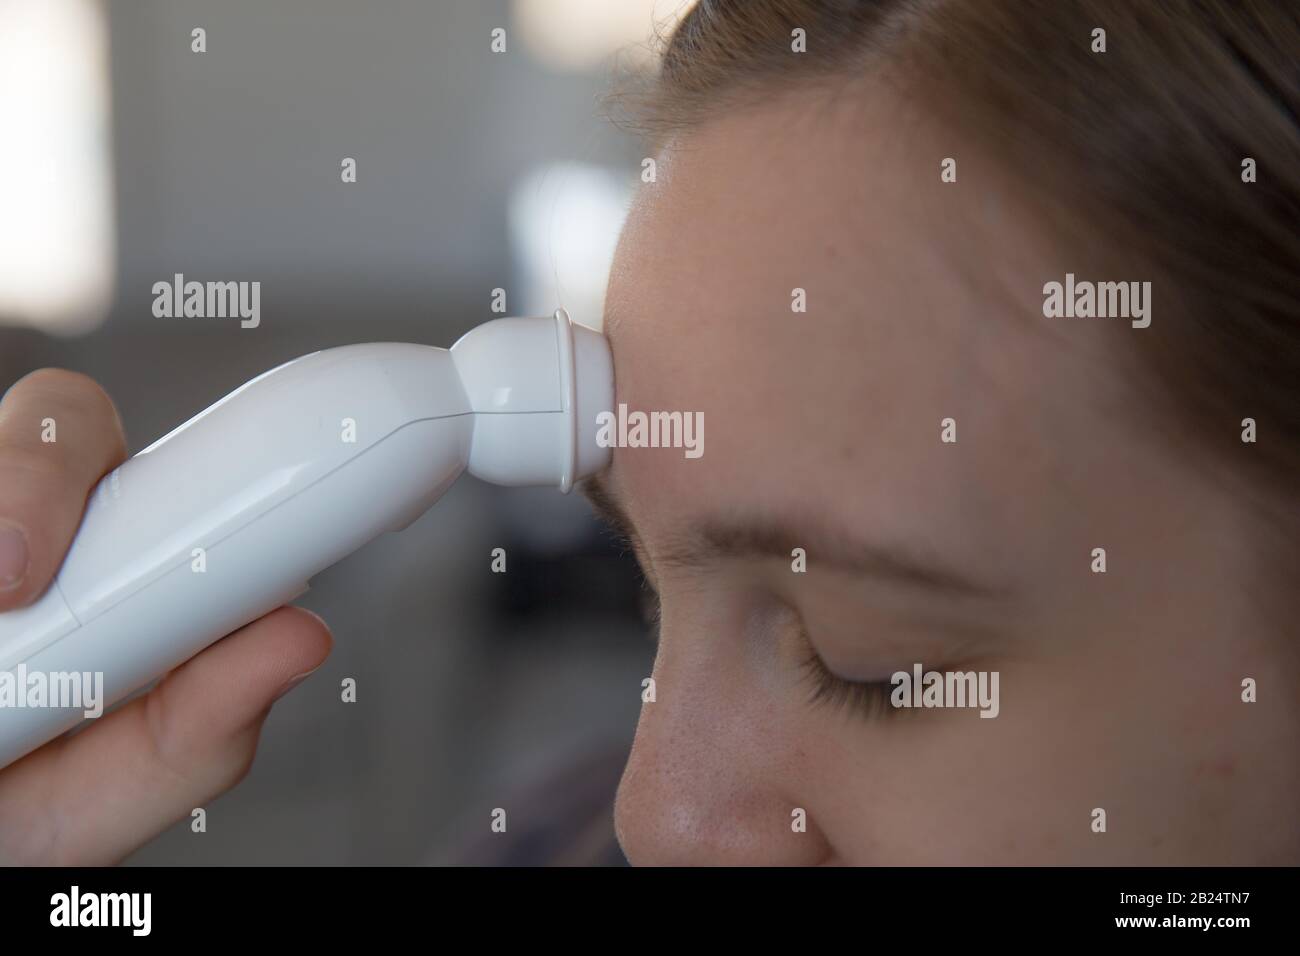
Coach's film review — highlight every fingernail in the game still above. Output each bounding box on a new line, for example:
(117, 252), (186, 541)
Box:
(0, 524), (29, 592)
(275, 666), (321, 700)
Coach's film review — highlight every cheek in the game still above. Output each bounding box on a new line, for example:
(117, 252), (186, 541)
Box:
(805, 644), (1272, 865)
(800, 660), (1094, 864)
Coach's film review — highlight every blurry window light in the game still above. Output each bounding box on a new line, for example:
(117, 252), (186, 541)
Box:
(0, 0), (114, 335)
(509, 162), (633, 331)
(513, 0), (696, 73)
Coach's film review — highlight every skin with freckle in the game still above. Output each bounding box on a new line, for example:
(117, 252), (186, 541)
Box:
(597, 83), (1300, 865)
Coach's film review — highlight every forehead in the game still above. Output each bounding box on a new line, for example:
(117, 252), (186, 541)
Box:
(602, 87), (1139, 582)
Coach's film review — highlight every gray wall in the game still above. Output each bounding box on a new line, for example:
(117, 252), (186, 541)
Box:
(106, 0), (641, 327)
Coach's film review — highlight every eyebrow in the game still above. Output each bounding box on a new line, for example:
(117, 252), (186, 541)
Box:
(582, 473), (647, 555)
(580, 473), (1004, 600)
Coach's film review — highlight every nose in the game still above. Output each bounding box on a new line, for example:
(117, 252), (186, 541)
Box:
(613, 612), (833, 866)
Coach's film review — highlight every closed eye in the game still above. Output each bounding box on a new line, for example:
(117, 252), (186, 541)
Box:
(798, 648), (899, 720)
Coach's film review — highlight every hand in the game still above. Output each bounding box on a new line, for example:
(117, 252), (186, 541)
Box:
(0, 369), (332, 864)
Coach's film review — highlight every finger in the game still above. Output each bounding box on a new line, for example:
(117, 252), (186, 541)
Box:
(0, 369), (128, 610)
(0, 606), (332, 865)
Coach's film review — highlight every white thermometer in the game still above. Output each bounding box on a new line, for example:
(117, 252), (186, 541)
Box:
(0, 310), (613, 768)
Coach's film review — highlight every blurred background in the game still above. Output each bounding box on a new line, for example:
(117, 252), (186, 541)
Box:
(0, 0), (689, 864)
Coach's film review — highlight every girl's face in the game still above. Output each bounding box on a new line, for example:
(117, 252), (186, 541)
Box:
(591, 87), (1300, 865)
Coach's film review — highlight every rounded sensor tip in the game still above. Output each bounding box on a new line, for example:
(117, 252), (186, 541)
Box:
(450, 309), (614, 491)
(563, 309), (615, 490)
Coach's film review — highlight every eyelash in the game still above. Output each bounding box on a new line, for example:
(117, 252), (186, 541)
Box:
(797, 648), (900, 721)
(638, 582), (896, 718)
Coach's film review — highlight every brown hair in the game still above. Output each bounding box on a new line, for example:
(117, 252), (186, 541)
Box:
(617, 0), (1299, 499)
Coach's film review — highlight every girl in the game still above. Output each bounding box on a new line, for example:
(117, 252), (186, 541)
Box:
(593, 0), (1299, 864)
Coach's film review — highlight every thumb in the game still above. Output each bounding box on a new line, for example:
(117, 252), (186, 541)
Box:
(0, 606), (332, 865)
